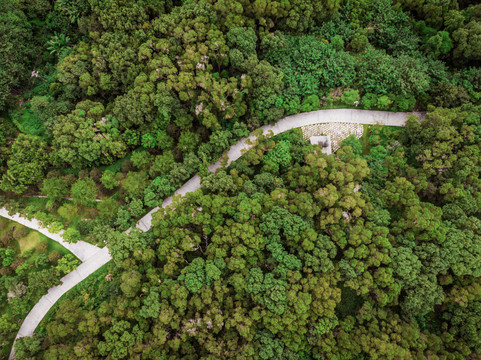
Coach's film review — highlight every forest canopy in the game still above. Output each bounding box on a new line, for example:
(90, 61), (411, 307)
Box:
(1, 0), (481, 359)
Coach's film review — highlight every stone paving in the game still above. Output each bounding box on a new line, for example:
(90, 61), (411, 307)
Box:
(301, 122), (364, 152)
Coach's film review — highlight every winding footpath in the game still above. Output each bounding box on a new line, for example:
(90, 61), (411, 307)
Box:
(2, 109), (423, 359)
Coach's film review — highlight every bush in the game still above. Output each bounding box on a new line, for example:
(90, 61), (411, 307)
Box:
(71, 178), (98, 206)
(122, 129), (140, 146)
(350, 33), (369, 53)
(116, 208), (132, 230)
(35, 241), (48, 254)
(77, 220), (93, 235)
(0, 232), (12, 247)
(90, 168), (103, 182)
(101, 170), (122, 190)
(121, 160), (135, 173)
(341, 135), (362, 155)
(177, 132), (201, 153)
(56, 254), (81, 274)
(361, 93), (378, 109)
(144, 176), (174, 208)
(331, 35), (345, 51)
(392, 94), (416, 112)
(301, 95), (320, 112)
(149, 152), (175, 178)
(342, 89), (360, 106)
(128, 199), (144, 218)
(122, 172), (149, 199)
(141, 133), (156, 148)
(63, 227), (81, 243)
(48, 250), (62, 264)
(282, 96), (301, 115)
(98, 198), (119, 220)
(57, 203), (78, 222)
(377, 95), (393, 110)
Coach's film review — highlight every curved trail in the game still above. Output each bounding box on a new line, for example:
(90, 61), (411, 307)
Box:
(0, 208), (103, 261)
(0, 208), (112, 360)
(3, 109), (423, 358)
(135, 109), (423, 231)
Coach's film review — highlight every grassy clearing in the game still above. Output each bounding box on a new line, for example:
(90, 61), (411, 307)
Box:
(18, 231), (41, 255)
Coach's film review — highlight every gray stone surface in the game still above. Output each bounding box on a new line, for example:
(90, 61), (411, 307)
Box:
(310, 135), (332, 154)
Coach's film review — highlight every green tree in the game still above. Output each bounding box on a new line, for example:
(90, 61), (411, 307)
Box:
(71, 177), (98, 206)
(41, 177), (69, 205)
(122, 171), (148, 198)
(1, 134), (49, 194)
(100, 170), (122, 190)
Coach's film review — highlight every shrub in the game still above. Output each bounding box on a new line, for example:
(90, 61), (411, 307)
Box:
(71, 177), (98, 206)
(177, 132), (201, 153)
(90, 168), (103, 182)
(350, 33), (369, 53)
(98, 198), (119, 220)
(122, 171), (149, 198)
(361, 93), (378, 109)
(0, 232), (12, 247)
(77, 220), (93, 235)
(144, 176), (174, 208)
(58, 203), (78, 222)
(342, 89), (360, 106)
(56, 254), (81, 274)
(116, 208), (132, 230)
(63, 227), (81, 243)
(331, 35), (345, 51)
(141, 133), (157, 148)
(128, 198), (144, 218)
(48, 250), (62, 264)
(377, 95), (393, 110)
(392, 94), (416, 112)
(341, 135), (362, 155)
(121, 159), (135, 173)
(301, 95), (320, 112)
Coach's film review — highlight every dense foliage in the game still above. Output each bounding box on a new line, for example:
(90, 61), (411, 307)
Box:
(11, 118), (481, 359)
(0, 219), (78, 359)
(2, 0), (481, 359)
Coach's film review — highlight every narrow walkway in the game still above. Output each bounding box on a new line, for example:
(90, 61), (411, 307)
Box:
(24, 195), (103, 202)
(135, 109), (423, 230)
(0, 208), (102, 262)
(14, 247), (111, 339)
(4, 109), (422, 358)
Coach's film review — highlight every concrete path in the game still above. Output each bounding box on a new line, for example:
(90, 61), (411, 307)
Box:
(0, 208), (112, 360)
(135, 109), (422, 230)
(0, 208), (101, 262)
(4, 108), (422, 358)
(24, 195), (103, 202)
(13, 247), (111, 339)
